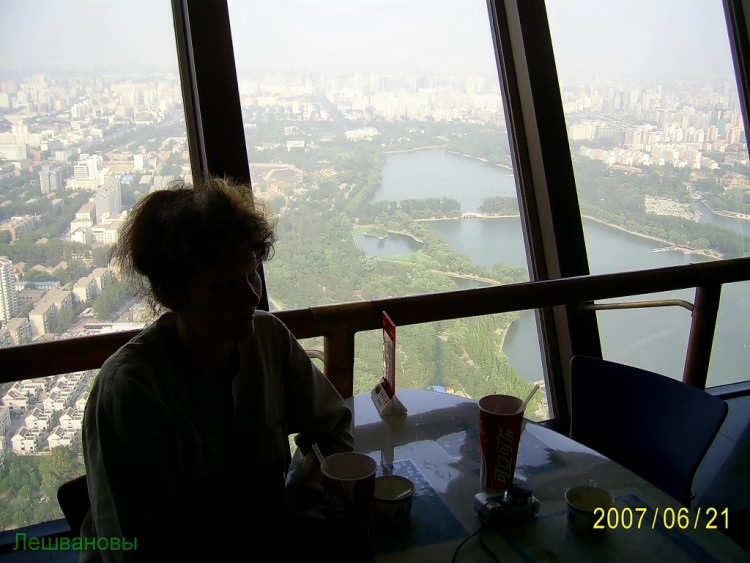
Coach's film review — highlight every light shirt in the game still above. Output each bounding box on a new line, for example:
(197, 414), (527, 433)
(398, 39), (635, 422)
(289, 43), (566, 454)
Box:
(81, 310), (353, 561)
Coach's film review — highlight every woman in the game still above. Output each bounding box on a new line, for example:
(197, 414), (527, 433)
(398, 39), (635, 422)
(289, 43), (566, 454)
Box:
(81, 177), (356, 561)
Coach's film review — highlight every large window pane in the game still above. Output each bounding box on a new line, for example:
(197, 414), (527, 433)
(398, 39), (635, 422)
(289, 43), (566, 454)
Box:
(0, 0), (188, 530)
(227, 0), (546, 414)
(547, 0), (750, 386)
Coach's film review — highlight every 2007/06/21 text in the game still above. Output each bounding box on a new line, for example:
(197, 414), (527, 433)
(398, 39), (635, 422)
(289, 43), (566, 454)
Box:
(593, 506), (729, 531)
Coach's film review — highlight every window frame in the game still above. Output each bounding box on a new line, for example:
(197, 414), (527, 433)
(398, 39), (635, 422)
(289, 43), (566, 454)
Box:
(488, 0), (601, 425)
(173, 0), (750, 426)
(172, 0), (270, 311)
(172, 0), (599, 424)
(2, 0), (750, 539)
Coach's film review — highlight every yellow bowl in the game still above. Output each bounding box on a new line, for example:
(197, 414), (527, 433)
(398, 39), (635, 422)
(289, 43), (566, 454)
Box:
(564, 485), (614, 533)
(373, 475), (415, 525)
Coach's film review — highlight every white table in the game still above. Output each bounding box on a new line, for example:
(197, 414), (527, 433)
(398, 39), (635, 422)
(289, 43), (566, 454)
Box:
(350, 389), (748, 562)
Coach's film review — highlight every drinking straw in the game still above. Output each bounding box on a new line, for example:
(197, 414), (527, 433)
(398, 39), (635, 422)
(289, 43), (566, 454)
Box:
(519, 384), (540, 413)
(312, 443), (326, 467)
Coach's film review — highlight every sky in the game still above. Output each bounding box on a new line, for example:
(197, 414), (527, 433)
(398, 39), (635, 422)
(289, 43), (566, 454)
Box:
(545, 0), (736, 81)
(0, 0), (739, 81)
(227, 0), (497, 74)
(0, 1), (178, 72)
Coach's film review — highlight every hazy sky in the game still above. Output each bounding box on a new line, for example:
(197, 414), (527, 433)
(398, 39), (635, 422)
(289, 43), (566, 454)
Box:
(546, 0), (736, 81)
(0, 1), (178, 72)
(0, 0), (739, 81)
(228, 0), (497, 74)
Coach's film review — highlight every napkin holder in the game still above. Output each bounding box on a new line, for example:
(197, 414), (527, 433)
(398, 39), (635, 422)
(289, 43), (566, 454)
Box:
(371, 378), (407, 416)
(373, 311), (407, 416)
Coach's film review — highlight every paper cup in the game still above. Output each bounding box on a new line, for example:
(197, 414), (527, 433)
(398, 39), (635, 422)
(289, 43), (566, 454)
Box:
(478, 394), (524, 492)
(565, 485), (614, 534)
(322, 452), (377, 522)
(373, 475), (415, 526)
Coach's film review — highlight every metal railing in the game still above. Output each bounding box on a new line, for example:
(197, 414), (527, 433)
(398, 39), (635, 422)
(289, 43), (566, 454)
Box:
(2, 258), (750, 405)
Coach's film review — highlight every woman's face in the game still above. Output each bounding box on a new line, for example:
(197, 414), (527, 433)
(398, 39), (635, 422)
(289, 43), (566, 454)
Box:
(175, 259), (264, 343)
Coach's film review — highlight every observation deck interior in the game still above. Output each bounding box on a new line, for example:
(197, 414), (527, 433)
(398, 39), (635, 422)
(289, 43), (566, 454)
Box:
(2, 0), (750, 559)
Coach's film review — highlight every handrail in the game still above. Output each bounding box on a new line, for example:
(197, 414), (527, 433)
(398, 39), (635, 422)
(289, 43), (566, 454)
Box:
(2, 258), (750, 399)
(580, 299), (695, 312)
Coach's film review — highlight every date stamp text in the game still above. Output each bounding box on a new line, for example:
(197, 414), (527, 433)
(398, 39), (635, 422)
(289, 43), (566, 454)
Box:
(593, 506), (729, 530)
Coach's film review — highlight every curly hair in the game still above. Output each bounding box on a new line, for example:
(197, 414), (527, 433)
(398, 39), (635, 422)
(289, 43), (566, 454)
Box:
(111, 176), (277, 312)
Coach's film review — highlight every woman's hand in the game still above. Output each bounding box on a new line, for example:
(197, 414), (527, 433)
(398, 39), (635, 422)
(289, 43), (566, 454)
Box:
(297, 449), (327, 507)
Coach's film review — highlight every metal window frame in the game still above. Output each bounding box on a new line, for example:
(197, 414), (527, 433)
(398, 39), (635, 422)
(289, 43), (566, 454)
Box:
(725, 1), (750, 149)
(170, 0), (750, 425)
(171, 0), (270, 311)
(171, 0), (606, 426)
(488, 0), (602, 426)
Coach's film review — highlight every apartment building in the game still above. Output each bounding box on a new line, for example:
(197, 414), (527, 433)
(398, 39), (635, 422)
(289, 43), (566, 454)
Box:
(0, 257), (19, 323)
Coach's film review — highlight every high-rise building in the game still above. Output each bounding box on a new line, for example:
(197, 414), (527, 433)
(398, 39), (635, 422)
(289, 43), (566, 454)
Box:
(0, 256), (20, 323)
(39, 165), (62, 194)
(67, 154), (106, 191)
(95, 175), (123, 223)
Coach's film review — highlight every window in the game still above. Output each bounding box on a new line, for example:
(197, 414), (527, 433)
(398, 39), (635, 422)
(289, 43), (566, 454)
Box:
(3, 0), (750, 535)
(0, 0), (188, 530)
(547, 0), (750, 386)
(226, 0), (546, 410)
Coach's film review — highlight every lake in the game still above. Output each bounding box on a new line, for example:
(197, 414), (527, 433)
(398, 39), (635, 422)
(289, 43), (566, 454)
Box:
(358, 148), (750, 386)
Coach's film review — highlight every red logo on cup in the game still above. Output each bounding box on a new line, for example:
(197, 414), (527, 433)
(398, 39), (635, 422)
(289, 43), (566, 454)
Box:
(493, 427), (515, 484)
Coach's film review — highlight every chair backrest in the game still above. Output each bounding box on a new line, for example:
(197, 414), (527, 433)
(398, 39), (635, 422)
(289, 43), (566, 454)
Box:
(57, 474), (91, 536)
(569, 355), (728, 506)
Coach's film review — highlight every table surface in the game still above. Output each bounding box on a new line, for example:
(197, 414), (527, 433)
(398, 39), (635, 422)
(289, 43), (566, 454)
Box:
(349, 388), (748, 563)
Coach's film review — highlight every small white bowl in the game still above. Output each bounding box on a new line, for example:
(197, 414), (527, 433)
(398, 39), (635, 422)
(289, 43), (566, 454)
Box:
(373, 475), (416, 525)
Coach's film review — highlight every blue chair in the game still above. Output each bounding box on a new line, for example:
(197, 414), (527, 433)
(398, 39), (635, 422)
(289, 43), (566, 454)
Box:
(57, 474), (90, 536)
(569, 355), (728, 506)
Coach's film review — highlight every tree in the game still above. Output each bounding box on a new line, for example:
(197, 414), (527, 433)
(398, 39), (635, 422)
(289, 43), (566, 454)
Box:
(23, 269), (56, 283)
(92, 278), (131, 320)
(693, 238), (711, 250)
(54, 306), (79, 334)
(0, 452), (42, 495)
(93, 246), (113, 267)
(39, 446), (84, 502)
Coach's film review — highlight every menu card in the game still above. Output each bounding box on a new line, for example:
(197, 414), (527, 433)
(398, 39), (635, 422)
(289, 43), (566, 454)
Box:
(371, 311), (407, 415)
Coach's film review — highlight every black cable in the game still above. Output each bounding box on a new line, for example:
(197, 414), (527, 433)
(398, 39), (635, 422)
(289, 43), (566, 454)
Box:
(452, 495), (501, 562)
(451, 527), (482, 563)
(478, 526), (500, 563)
(451, 524), (501, 563)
